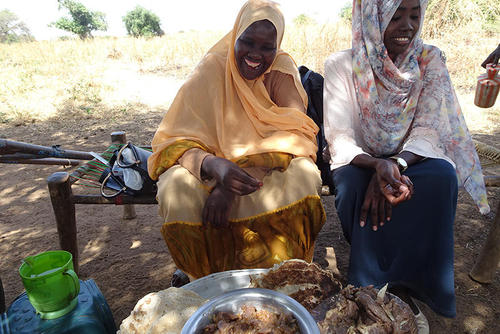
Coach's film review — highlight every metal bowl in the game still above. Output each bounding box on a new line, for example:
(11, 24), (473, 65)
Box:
(182, 268), (269, 299)
(181, 288), (320, 334)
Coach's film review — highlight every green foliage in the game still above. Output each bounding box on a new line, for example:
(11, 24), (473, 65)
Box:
(68, 78), (102, 105)
(336, 1), (499, 34)
(0, 9), (34, 43)
(293, 14), (315, 26)
(51, 0), (107, 39)
(424, 0), (500, 36)
(339, 3), (352, 23)
(123, 6), (164, 38)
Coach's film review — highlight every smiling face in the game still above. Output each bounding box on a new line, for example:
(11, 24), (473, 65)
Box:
(384, 0), (421, 61)
(234, 19), (277, 80)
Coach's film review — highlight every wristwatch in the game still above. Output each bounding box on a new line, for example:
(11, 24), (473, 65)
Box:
(388, 156), (408, 173)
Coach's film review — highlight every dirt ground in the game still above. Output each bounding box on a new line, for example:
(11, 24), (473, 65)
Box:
(1, 112), (499, 333)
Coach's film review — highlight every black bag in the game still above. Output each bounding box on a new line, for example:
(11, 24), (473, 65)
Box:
(299, 65), (334, 191)
(99, 142), (157, 198)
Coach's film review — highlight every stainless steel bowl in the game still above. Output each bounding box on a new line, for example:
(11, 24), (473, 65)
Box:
(181, 288), (320, 334)
(182, 268), (269, 299)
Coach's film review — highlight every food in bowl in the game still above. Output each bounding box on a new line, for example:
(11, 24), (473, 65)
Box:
(311, 285), (418, 334)
(250, 259), (342, 311)
(202, 304), (300, 333)
(181, 288), (320, 334)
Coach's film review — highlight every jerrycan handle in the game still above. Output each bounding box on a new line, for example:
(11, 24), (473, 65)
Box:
(486, 63), (498, 79)
(63, 269), (80, 299)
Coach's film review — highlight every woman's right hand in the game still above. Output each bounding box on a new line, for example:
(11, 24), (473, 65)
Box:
(374, 159), (411, 205)
(201, 156), (262, 195)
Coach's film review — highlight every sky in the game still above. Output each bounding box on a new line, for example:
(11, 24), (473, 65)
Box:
(1, 0), (350, 40)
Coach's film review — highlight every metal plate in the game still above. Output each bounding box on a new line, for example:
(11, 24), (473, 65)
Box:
(182, 268), (270, 299)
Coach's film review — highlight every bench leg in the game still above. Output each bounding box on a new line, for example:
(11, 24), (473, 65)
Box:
(47, 172), (79, 274)
(0, 276), (5, 313)
(111, 131), (137, 220)
(470, 200), (500, 283)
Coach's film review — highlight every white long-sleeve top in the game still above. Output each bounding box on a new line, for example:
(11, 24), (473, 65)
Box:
(323, 49), (455, 170)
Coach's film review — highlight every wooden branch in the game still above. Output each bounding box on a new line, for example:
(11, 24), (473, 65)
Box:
(0, 138), (93, 160)
(73, 194), (157, 205)
(0, 276), (5, 313)
(470, 200), (500, 283)
(47, 172), (79, 274)
(1, 157), (80, 166)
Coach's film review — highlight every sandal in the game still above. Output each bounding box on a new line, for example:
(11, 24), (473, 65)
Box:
(389, 286), (429, 334)
(414, 308), (430, 334)
(171, 269), (190, 287)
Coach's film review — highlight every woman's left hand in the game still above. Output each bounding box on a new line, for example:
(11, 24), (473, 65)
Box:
(360, 174), (393, 231)
(202, 185), (235, 229)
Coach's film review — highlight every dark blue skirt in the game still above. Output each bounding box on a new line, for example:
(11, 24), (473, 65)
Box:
(331, 158), (458, 317)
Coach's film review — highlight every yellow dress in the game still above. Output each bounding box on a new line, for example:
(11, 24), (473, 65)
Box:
(148, 0), (325, 279)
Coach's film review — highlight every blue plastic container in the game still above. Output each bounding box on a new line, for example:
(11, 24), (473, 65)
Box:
(0, 279), (116, 334)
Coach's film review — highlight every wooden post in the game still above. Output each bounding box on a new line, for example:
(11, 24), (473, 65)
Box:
(0, 276), (5, 313)
(470, 200), (500, 283)
(111, 131), (137, 220)
(47, 172), (79, 274)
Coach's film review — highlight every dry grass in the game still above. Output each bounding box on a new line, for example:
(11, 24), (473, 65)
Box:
(282, 22), (352, 74)
(0, 21), (498, 133)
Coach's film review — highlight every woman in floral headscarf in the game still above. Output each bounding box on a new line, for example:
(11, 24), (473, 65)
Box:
(323, 0), (489, 327)
(148, 0), (325, 285)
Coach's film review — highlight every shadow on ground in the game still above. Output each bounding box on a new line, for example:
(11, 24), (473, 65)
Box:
(1, 107), (499, 332)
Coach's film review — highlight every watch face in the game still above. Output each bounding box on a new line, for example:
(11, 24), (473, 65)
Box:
(389, 156), (407, 172)
(397, 157), (408, 171)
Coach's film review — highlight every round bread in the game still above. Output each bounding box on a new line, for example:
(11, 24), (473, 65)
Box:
(118, 287), (207, 334)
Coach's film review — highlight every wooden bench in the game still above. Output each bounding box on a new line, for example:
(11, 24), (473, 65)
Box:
(46, 131), (156, 274)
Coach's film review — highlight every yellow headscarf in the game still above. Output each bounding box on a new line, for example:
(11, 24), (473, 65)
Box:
(148, 0), (319, 180)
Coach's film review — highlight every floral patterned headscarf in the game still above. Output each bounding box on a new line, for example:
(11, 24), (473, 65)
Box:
(352, 0), (489, 213)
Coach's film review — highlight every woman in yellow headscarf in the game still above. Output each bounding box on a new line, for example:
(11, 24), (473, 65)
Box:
(148, 0), (325, 285)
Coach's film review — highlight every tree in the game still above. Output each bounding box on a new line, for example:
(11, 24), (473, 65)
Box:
(0, 9), (34, 43)
(293, 14), (315, 26)
(50, 0), (107, 39)
(123, 6), (164, 38)
(425, 0), (500, 36)
(339, 3), (352, 23)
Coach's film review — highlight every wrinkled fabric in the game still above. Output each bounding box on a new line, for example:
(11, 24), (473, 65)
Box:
(351, 0), (489, 213)
(148, 0), (318, 181)
(157, 157), (325, 278)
